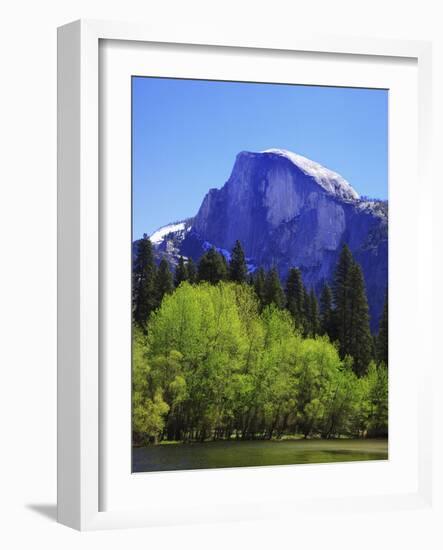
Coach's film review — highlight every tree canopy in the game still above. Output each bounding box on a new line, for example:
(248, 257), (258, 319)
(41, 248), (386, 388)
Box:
(133, 281), (388, 444)
(132, 238), (388, 444)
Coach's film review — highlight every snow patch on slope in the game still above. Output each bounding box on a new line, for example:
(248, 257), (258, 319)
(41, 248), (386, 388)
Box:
(150, 222), (186, 244)
(262, 148), (359, 202)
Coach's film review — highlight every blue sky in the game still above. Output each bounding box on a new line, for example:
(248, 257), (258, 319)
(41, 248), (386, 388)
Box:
(132, 77), (388, 238)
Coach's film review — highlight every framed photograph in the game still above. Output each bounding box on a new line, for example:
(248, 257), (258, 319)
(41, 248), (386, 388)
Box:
(58, 20), (434, 530)
(130, 77), (390, 474)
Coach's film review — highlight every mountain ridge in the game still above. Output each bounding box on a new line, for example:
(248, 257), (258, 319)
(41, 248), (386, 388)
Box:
(136, 149), (388, 330)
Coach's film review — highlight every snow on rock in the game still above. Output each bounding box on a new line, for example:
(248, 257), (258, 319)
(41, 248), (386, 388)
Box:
(262, 148), (359, 202)
(150, 222), (186, 245)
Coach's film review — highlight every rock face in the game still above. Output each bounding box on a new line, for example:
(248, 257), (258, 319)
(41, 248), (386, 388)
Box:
(141, 149), (388, 331)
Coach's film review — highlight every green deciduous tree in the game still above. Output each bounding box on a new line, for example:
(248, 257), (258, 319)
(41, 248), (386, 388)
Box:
(132, 327), (169, 444)
(320, 360), (361, 438)
(293, 337), (343, 437)
(132, 276), (387, 443)
(363, 362), (388, 437)
(148, 281), (248, 441)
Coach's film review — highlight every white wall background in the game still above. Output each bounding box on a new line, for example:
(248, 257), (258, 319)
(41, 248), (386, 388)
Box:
(0, 0), (442, 548)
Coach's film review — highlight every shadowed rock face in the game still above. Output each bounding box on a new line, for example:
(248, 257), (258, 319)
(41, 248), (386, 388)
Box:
(193, 152), (352, 267)
(143, 150), (388, 331)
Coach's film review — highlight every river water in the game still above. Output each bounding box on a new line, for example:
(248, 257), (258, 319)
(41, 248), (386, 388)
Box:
(132, 438), (388, 472)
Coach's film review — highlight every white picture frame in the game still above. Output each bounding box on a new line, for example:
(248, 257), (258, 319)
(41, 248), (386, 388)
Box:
(57, 19), (434, 531)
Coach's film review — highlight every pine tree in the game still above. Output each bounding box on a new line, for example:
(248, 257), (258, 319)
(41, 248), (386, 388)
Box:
(174, 256), (188, 287)
(221, 253), (229, 276)
(332, 244), (373, 375)
(319, 284), (334, 338)
(197, 248), (227, 284)
(229, 240), (248, 283)
(155, 257), (174, 305)
(264, 267), (285, 309)
(285, 268), (306, 330)
(347, 262), (372, 376)
(186, 258), (197, 284)
(333, 244), (354, 356)
(309, 288), (320, 337)
(132, 234), (157, 328)
(377, 289), (388, 366)
(372, 334), (378, 363)
(303, 287), (311, 336)
(253, 267), (266, 309)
